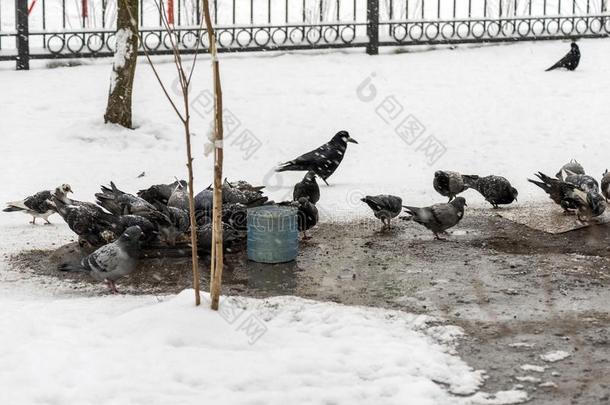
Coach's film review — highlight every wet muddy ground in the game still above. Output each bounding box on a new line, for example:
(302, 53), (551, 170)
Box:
(8, 207), (610, 404)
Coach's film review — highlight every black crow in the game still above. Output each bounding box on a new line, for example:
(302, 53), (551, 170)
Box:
(276, 130), (358, 185)
(546, 42), (580, 71)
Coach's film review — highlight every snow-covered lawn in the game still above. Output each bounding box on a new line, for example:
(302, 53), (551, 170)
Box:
(1, 39), (609, 404)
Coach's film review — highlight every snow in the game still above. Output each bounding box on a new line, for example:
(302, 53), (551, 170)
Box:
(540, 350), (571, 362)
(520, 364), (546, 373)
(0, 39), (607, 404)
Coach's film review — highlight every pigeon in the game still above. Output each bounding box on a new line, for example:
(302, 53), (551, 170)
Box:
(137, 180), (187, 209)
(156, 206), (191, 246)
(51, 186), (119, 247)
(196, 223), (242, 254)
(564, 173), (599, 193)
(3, 184), (71, 224)
(279, 197), (319, 239)
(528, 172), (605, 219)
(222, 182), (267, 206)
(167, 181), (191, 211)
(293, 171), (320, 204)
(117, 215), (157, 244)
(556, 159), (585, 179)
(224, 178), (265, 193)
(276, 130), (358, 185)
(546, 42), (580, 71)
(95, 181), (160, 217)
(360, 195), (403, 230)
(195, 189), (214, 212)
(466, 175), (518, 208)
(601, 170), (610, 202)
(59, 226), (143, 293)
(433, 171), (477, 201)
(403, 197), (467, 239)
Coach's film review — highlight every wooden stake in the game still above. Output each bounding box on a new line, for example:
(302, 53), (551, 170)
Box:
(202, 0), (224, 310)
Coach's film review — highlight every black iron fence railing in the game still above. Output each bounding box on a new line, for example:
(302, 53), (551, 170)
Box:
(1, 0), (608, 69)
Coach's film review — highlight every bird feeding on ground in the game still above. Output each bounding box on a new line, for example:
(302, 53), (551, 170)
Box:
(466, 175), (518, 208)
(433, 170), (478, 201)
(361, 195), (403, 230)
(546, 42), (580, 71)
(402, 197), (467, 240)
(59, 226), (143, 294)
(276, 130), (358, 185)
(601, 170), (610, 203)
(293, 171), (320, 204)
(528, 172), (606, 221)
(3, 184), (72, 224)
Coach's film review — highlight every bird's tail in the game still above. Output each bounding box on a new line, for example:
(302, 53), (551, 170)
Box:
(527, 172), (553, 194)
(58, 262), (88, 272)
(3, 202), (27, 212)
(402, 205), (417, 216)
(276, 160), (308, 172)
(545, 62), (559, 72)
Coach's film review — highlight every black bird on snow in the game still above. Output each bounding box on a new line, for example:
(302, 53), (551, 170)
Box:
(293, 171), (320, 204)
(402, 197), (467, 240)
(601, 170), (610, 202)
(546, 42), (580, 71)
(361, 195), (403, 230)
(3, 184), (71, 224)
(433, 170), (477, 201)
(556, 159), (585, 180)
(466, 175), (518, 208)
(276, 130), (358, 185)
(59, 226), (143, 294)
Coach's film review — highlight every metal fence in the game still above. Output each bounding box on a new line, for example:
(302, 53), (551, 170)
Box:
(1, 0), (609, 69)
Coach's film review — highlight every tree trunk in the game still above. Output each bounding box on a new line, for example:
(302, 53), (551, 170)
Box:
(104, 0), (138, 129)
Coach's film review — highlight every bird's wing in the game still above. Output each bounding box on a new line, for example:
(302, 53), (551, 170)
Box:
(430, 204), (460, 227)
(279, 143), (333, 169)
(85, 243), (123, 273)
(546, 52), (571, 71)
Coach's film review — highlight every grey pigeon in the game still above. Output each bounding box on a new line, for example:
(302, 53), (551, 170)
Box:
(360, 194), (403, 230)
(556, 159), (585, 179)
(601, 170), (610, 202)
(403, 197), (467, 239)
(466, 175), (518, 208)
(222, 182), (267, 206)
(546, 42), (580, 71)
(276, 130), (358, 185)
(564, 173), (598, 193)
(138, 180), (187, 209)
(3, 184), (71, 224)
(96, 181), (160, 217)
(167, 181), (190, 211)
(433, 171), (477, 201)
(528, 172), (606, 220)
(59, 226), (143, 293)
(52, 186), (119, 247)
(293, 171), (320, 204)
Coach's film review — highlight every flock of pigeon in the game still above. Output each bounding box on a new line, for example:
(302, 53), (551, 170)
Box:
(0, 43), (586, 292)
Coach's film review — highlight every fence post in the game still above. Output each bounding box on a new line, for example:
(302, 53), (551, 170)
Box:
(15, 0), (30, 70)
(366, 0), (379, 55)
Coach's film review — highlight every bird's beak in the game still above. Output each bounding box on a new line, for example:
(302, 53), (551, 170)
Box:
(347, 136), (358, 144)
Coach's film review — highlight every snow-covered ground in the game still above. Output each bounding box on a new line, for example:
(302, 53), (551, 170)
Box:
(1, 39), (609, 404)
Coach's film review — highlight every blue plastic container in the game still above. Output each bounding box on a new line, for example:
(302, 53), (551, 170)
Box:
(247, 206), (299, 263)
